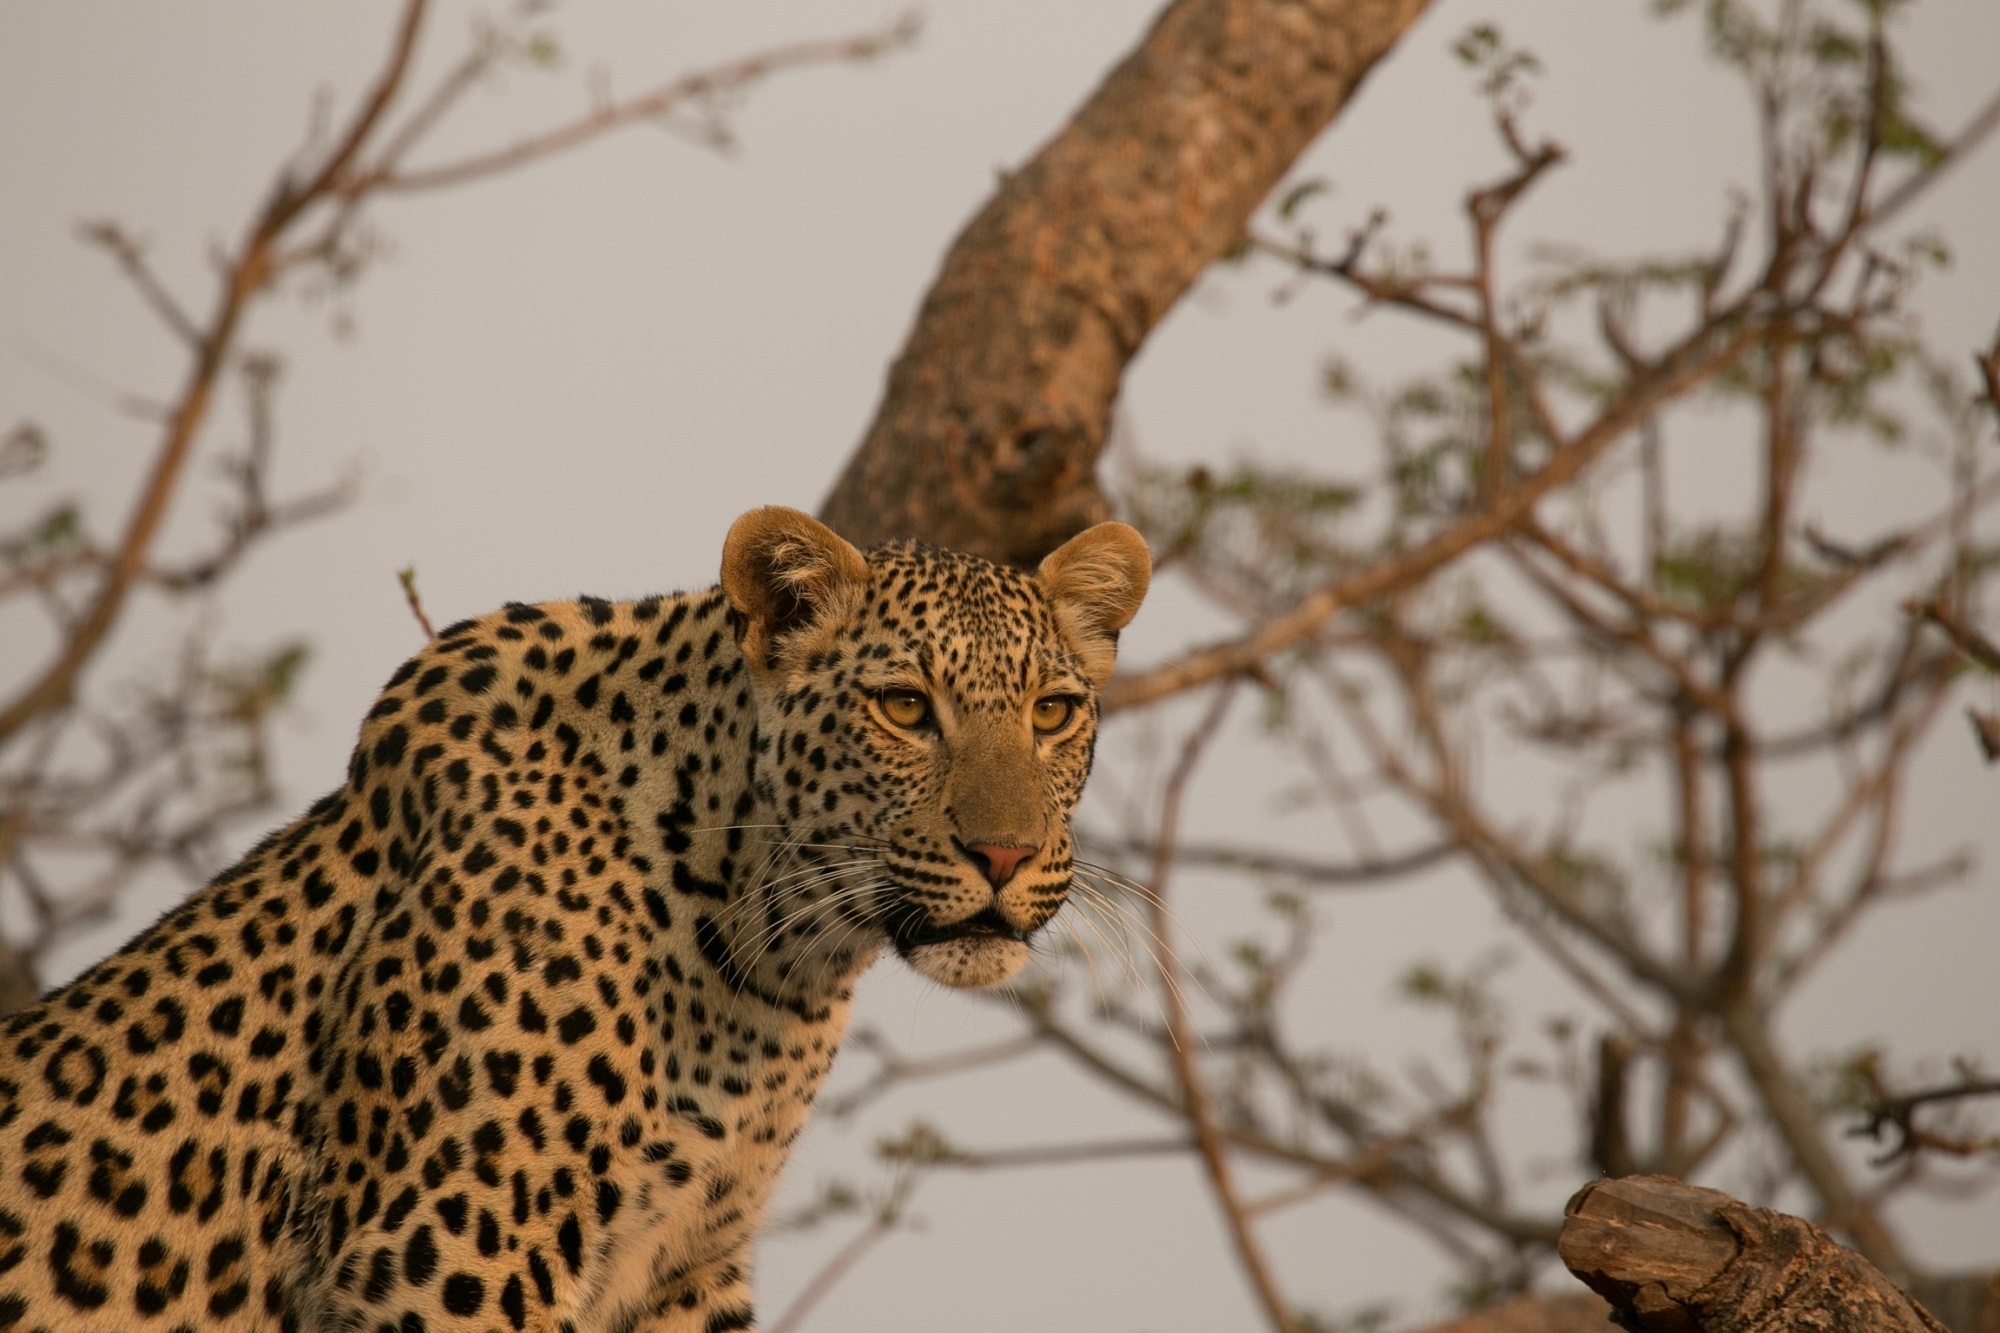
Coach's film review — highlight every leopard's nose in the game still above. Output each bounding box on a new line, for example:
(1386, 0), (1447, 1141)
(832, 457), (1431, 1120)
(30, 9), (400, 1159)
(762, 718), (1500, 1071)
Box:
(959, 841), (1037, 889)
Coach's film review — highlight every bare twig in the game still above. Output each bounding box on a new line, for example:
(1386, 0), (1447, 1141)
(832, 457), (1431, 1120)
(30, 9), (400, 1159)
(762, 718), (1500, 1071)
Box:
(74, 221), (201, 346)
(1106, 316), (1772, 713)
(1142, 684), (1301, 1333)
(398, 566), (438, 641)
(1907, 595), (2000, 673)
(358, 15), (920, 195)
(764, 1170), (921, 1333)
(1860, 80), (2000, 233)
(0, 0), (430, 746)
(1854, 1063), (2000, 1165)
(1079, 834), (1453, 889)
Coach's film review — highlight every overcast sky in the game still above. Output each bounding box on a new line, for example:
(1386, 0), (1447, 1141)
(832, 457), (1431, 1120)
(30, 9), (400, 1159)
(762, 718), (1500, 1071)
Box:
(4, 2), (1999, 1328)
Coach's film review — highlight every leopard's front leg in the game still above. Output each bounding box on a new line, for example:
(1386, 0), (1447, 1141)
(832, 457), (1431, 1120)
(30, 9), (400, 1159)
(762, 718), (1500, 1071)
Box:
(620, 1250), (756, 1333)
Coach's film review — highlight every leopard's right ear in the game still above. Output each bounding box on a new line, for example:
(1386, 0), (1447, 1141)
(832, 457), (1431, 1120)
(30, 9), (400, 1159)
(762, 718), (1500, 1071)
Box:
(721, 507), (871, 673)
(1037, 521), (1152, 687)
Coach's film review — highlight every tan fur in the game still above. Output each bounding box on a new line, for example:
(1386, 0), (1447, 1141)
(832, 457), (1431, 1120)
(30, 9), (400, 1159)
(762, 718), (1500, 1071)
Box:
(719, 507), (870, 676)
(1036, 521), (1153, 685)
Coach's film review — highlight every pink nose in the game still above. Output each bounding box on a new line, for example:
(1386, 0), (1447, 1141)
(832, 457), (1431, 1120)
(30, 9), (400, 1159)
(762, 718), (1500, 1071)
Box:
(963, 842), (1037, 889)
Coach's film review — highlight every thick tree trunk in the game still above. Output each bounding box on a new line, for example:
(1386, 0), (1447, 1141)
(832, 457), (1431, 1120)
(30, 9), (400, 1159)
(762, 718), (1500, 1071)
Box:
(1559, 1176), (1948, 1332)
(819, 0), (1434, 564)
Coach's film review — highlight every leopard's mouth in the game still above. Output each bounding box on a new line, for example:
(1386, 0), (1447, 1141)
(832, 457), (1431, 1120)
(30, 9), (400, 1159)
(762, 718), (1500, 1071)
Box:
(883, 902), (1028, 954)
(881, 902), (1033, 989)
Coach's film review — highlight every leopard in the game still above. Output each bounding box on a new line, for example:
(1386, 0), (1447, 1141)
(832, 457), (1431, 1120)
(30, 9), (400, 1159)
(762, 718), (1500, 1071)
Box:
(0, 506), (1150, 1333)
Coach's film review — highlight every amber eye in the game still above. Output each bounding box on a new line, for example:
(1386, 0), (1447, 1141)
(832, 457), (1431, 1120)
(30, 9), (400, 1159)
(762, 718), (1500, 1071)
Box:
(877, 689), (932, 729)
(1032, 696), (1077, 734)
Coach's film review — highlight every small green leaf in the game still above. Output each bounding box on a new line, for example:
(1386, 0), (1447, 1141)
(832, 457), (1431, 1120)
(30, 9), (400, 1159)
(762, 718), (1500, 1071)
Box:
(1277, 178), (1331, 222)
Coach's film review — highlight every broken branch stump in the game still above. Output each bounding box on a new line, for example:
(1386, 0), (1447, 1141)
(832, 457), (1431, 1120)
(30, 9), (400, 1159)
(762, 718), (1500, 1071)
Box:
(1558, 1175), (1945, 1332)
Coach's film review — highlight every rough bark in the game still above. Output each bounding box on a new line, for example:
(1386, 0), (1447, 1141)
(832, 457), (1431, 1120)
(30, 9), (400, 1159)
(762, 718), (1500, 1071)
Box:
(1559, 1176), (1947, 1332)
(818, 0), (1435, 565)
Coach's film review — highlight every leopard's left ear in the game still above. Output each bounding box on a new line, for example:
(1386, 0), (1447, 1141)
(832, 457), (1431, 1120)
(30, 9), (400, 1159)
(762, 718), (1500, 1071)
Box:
(721, 507), (870, 673)
(1037, 521), (1152, 687)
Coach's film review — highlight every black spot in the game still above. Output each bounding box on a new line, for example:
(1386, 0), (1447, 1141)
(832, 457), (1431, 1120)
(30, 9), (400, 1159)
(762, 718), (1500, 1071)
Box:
(373, 724), (410, 767)
(363, 1247), (397, 1303)
(555, 1007), (596, 1045)
(208, 1280), (250, 1317)
(586, 1054), (625, 1106)
(457, 996), (492, 1032)
(48, 1221), (110, 1309)
(500, 1273), (527, 1329)
(403, 1225), (439, 1286)
(556, 1214), (583, 1273)
(672, 862), (728, 902)
(208, 996), (244, 1037)
(442, 1272), (485, 1316)
(527, 1250), (555, 1304)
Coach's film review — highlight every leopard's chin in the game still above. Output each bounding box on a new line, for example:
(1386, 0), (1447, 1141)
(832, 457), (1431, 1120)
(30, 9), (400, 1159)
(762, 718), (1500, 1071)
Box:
(901, 935), (1030, 989)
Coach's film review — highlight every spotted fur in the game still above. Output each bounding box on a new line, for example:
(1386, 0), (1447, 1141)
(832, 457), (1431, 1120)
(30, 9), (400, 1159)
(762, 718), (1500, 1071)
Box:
(0, 509), (1149, 1333)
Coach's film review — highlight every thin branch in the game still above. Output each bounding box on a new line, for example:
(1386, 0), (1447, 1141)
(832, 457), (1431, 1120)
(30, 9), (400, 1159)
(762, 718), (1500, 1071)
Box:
(1978, 328), (2000, 425)
(1106, 315), (1772, 713)
(267, 0), (429, 233)
(908, 1136), (1193, 1171)
(1855, 1070), (2000, 1164)
(75, 221), (201, 346)
(1008, 996), (1562, 1246)
(1907, 595), (2000, 672)
(1859, 79), (2000, 234)
(1716, 1000), (1907, 1279)
(359, 16), (919, 195)
(764, 1175), (919, 1333)
(1145, 684), (1299, 1333)
(398, 566), (438, 641)
(1079, 834), (1453, 889)
(821, 1032), (1040, 1120)
(0, 0), (430, 747)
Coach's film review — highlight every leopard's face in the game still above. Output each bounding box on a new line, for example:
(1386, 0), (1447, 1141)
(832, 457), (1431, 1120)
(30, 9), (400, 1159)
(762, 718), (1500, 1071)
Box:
(722, 509), (1151, 989)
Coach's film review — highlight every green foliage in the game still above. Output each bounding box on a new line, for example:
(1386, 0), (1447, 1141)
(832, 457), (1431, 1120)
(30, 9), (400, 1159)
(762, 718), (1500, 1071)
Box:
(215, 641), (312, 724)
(1276, 178), (1331, 223)
(0, 503), (85, 567)
(1652, 524), (1767, 612)
(1451, 22), (1542, 100)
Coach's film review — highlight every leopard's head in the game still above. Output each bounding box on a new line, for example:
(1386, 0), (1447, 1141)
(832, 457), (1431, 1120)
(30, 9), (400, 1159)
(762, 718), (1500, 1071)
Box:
(722, 506), (1149, 989)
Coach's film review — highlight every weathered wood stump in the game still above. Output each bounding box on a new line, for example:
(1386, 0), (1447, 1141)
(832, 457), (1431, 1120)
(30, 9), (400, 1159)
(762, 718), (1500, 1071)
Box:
(1558, 1175), (1946, 1332)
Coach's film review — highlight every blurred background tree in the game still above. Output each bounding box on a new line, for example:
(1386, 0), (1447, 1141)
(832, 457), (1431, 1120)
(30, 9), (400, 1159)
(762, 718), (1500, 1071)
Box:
(4, 0), (1997, 1329)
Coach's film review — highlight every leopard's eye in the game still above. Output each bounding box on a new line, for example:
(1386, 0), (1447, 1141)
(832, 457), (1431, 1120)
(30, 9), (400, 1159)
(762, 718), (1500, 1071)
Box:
(1031, 696), (1077, 734)
(877, 689), (932, 730)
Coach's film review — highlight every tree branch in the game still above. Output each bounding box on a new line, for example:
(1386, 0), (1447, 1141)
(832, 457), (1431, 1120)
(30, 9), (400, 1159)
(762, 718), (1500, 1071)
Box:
(0, 0), (430, 747)
(1104, 316), (1771, 713)
(1144, 685), (1301, 1333)
(820, 0), (1437, 564)
(358, 16), (919, 195)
